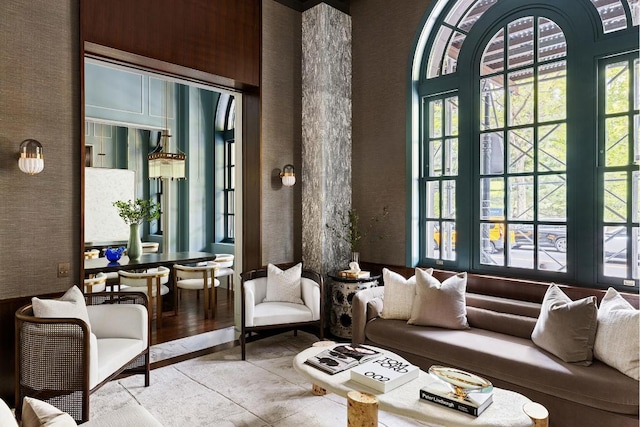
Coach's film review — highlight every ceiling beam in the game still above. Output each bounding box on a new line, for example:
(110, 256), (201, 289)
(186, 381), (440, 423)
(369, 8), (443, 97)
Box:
(272, 0), (350, 15)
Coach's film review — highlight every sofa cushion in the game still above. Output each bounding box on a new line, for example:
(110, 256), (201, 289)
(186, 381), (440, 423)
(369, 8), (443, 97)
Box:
(32, 286), (91, 332)
(253, 301), (312, 326)
(93, 338), (146, 389)
(531, 284), (598, 365)
(408, 269), (468, 329)
(264, 263), (304, 304)
(22, 397), (77, 427)
(380, 268), (416, 320)
(466, 306), (536, 339)
(365, 318), (639, 415)
(594, 287), (640, 380)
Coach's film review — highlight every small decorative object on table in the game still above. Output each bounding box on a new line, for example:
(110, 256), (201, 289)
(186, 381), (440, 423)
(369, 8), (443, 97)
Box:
(350, 353), (419, 392)
(420, 366), (494, 416)
(305, 344), (381, 375)
(113, 198), (160, 261)
(338, 262), (371, 279)
(104, 246), (125, 262)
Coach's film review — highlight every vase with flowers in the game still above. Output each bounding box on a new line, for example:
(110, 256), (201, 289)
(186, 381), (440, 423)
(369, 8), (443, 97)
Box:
(326, 206), (389, 265)
(113, 198), (161, 260)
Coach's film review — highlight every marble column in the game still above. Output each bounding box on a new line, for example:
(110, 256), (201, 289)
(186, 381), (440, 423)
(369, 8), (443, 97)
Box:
(301, 3), (352, 275)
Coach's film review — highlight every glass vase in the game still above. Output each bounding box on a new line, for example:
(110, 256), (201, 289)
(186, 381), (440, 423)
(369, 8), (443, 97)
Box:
(127, 223), (143, 260)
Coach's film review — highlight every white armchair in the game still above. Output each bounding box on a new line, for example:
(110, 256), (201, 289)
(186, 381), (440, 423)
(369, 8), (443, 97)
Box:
(241, 266), (324, 360)
(15, 291), (150, 424)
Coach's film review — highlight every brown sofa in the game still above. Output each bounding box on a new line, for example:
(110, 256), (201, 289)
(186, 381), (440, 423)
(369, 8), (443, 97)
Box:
(352, 276), (639, 427)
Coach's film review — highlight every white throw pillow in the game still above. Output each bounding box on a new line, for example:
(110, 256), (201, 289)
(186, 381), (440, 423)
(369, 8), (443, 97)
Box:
(380, 268), (417, 320)
(408, 268), (469, 329)
(263, 263), (304, 304)
(0, 397), (18, 427)
(21, 397), (77, 427)
(594, 287), (639, 380)
(32, 286), (91, 332)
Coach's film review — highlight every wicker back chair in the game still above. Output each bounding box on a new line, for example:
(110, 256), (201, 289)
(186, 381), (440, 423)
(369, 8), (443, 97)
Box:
(15, 291), (150, 423)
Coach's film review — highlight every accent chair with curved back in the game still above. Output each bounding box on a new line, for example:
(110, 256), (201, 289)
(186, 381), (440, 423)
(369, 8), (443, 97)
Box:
(173, 262), (220, 319)
(15, 289), (150, 423)
(241, 264), (324, 360)
(118, 266), (170, 327)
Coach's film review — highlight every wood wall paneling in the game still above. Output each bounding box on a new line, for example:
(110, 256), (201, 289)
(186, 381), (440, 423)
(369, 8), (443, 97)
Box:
(242, 92), (263, 271)
(81, 0), (261, 87)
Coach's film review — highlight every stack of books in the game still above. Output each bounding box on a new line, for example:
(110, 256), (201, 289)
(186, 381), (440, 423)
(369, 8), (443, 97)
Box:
(305, 344), (382, 375)
(338, 270), (371, 279)
(419, 373), (493, 416)
(350, 354), (419, 392)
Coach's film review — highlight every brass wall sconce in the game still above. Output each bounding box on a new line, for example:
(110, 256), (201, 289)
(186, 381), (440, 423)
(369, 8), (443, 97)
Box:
(280, 164), (296, 187)
(18, 139), (44, 175)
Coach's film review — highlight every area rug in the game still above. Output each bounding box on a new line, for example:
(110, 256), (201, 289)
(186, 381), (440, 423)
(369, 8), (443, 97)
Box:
(91, 331), (431, 426)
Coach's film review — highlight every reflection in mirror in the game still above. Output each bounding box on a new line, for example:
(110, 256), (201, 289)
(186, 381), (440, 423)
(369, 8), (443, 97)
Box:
(84, 57), (238, 259)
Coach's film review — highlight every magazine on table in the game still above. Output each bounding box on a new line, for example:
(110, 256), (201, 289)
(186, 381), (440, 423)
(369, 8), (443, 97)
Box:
(350, 354), (420, 392)
(305, 344), (382, 375)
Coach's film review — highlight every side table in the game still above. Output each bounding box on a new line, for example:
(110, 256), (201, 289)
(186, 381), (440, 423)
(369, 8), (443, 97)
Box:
(328, 272), (381, 339)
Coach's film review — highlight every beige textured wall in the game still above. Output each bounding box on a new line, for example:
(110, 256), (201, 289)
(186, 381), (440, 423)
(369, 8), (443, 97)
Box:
(0, 1), (81, 299)
(350, 0), (432, 266)
(261, 0), (302, 265)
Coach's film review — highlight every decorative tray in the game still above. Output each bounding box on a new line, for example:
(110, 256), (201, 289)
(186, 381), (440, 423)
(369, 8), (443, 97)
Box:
(428, 365), (493, 398)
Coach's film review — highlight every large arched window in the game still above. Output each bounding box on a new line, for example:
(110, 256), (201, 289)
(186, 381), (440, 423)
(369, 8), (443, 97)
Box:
(410, 0), (639, 290)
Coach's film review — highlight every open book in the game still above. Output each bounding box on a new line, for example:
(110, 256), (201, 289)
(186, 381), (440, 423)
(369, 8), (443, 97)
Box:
(305, 344), (382, 375)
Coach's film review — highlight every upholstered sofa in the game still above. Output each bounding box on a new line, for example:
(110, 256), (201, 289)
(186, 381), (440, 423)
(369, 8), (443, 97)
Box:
(352, 269), (639, 427)
(15, 288), (151, 423)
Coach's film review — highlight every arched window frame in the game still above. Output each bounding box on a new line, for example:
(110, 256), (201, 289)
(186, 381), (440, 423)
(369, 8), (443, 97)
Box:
(409, 0), (639, 290)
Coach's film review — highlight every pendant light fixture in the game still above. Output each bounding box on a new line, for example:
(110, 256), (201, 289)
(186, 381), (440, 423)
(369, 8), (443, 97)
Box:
(148, 80), (186, 180)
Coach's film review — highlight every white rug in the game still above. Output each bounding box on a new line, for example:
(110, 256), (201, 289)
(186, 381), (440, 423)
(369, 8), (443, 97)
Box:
(91, 331), (433, 426)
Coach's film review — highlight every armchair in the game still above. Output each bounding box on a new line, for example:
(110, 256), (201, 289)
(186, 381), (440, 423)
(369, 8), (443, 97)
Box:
(15, 291), (150, 423)
(241, 266), (324, 360)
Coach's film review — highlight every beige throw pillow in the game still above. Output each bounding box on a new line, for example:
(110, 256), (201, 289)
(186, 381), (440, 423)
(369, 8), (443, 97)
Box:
(531, 284), (598, 365)
(408, 269), (469, 329)
(380, 268), (417, 320)
(32, 286), (91, 332)
(593, 287), (639, 380)
(21, 397), (77, 427)
(263, 263), (304, 304)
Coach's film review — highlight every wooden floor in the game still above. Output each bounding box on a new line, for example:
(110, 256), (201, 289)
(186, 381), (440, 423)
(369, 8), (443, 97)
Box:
(151, 286), (235, 346)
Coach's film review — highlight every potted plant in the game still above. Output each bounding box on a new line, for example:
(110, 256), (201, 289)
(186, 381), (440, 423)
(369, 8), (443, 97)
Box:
(326, 206), (389, 263)
(113, 198), (161, 260)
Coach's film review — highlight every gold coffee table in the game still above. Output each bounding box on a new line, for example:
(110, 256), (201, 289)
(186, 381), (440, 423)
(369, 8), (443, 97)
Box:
(293, 345), (546, 427)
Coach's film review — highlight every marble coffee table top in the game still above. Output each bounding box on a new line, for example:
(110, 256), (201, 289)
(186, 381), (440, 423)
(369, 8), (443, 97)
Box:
(293, 345), (534, 427)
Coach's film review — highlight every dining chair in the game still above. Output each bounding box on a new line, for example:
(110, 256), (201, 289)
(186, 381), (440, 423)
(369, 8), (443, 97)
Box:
(83, 272), (107, 293)
(210, 254), (235, 298)
(141, 242), (160, 253)
(84, 249), (100, 260)
(118, 266), (170, 327)
(173, 263), (220, 319)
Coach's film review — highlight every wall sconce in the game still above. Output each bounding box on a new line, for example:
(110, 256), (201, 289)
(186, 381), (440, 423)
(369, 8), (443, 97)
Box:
(280, 164), (296, 187)
(18, 139), (44, 175)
